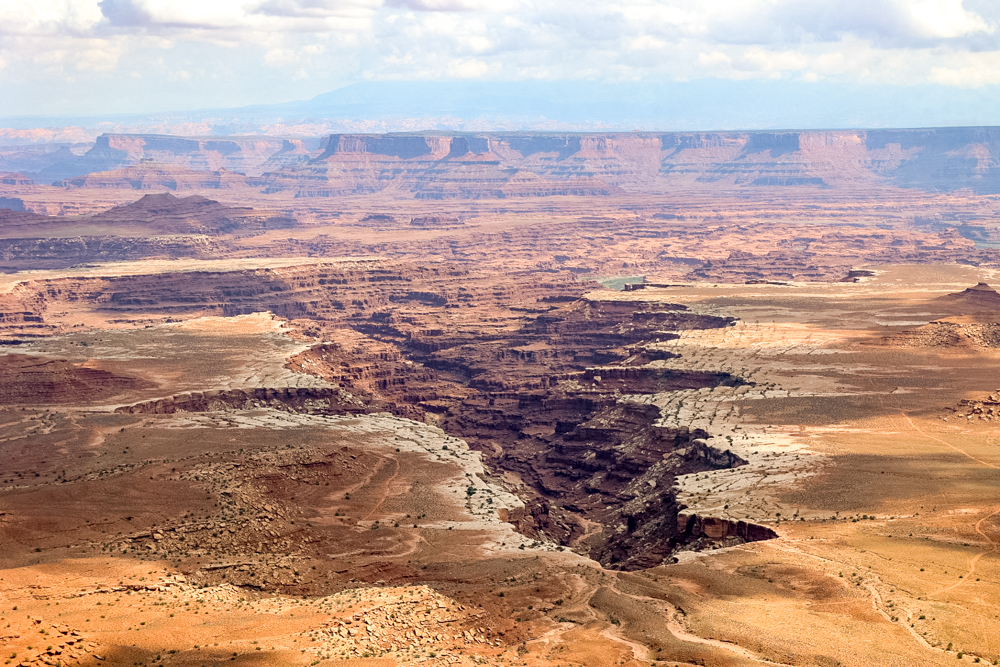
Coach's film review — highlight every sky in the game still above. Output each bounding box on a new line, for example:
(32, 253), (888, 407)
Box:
(2, 0), (1000, 126)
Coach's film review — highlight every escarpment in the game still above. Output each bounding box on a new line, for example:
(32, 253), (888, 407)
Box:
(13, 128), (1000, 202)
(281, 277), (756, 568)
(114, 386), (369, 415)
(37, 134), (318, 181)
(0, 354), (152, 404)
(0, 258), (762, 569)
(257, 128), (1000, 197)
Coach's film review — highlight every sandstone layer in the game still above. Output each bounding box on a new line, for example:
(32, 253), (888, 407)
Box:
(4, 129), (1000, 667)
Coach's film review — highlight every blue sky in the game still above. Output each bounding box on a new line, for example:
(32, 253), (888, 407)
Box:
(2, 1), (1000, 127)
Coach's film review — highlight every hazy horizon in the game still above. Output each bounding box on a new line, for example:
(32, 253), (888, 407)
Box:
(3, 1), (1000, 135)
(4, 79), (1000, 141)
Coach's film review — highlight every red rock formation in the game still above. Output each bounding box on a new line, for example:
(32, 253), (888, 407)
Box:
(39, 133), (318, 181)
(676, 512), (778, 542)
(935, 282), (1000, 311)
(57, 164), (251, 191)
(0, 256), (758, 568)
(0, 354), (151, 404)
(114, 387), (368, 415)
(83, 193), (294, 235)
(246, 128), (1000, 198)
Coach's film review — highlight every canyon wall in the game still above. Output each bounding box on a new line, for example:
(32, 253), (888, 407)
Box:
(261, 129), (1000, 197)
(31, 135), (321, 182)
(11, 127), (1000, 194)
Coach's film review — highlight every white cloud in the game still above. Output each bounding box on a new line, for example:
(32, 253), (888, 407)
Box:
(447, 58), (490, 78)
(0, 1), (103, 33)
(1, 0), (1000, 117)
(385, 0), (491, 11)
(264, 47), (300, 66)
(929, 65), (1000, 86)
(76, 40), (124, 70)
(929, 49), (1000, 86)
(909, 0), (992, 39)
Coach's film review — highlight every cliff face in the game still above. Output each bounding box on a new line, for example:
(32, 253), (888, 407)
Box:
(20, 127), (1000, 195)
(0, 259), (755, 568)
(0, 194), (294, 270)
(252, 128), (1000, 197)
(35, 134), (322, 182)
(82, 193), (295, 234)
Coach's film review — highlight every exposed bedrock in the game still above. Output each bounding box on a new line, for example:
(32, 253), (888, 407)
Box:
(0, 260), (761, 568)
(509, 402), (753, 570)
(253, 128), (1000, 197)
(0, 354), (152, 404)
(676, 512), (779, 542)
(113, 386), (370, 415)
(18, 127), (1000, 198)
(287, 287), (756, 569)
(36, 134), (318, 181)
(0, 235), (223, 270)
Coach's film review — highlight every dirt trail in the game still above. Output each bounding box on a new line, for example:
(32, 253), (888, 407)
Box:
(597, 626), (651, 663)
(363, 455), (401, 520)
(764, 540), (955, 657)
(901, 412), (1000, 599)
(901, 412), (1000, 470)
(661, 609), (791, 666)
(928, 506), (1000, 598)
(602, 578), (791, 666)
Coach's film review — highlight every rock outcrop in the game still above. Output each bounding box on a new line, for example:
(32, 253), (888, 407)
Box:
(0, 354), (151, 405)
(935, 282), (1000, 311)
(83, 193), (295, 235)
(15, 128), (1000, 196)
(250, 129), (1000, 198)
(676, 512), (778, 542)
(37, 134), (321, 181)
(114, 387), (368, 415)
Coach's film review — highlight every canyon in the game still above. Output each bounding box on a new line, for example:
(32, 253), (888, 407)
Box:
(2, 129), (1000, 667)
(4, 127), (1000, 205)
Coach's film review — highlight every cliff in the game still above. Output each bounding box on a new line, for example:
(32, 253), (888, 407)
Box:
(254, 128), (1000, 197)
(19, 128), (1000, 197)
(35, 134), (322, 182)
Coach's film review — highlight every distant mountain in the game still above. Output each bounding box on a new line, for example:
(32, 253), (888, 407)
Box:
(3, 80), (1000, 138)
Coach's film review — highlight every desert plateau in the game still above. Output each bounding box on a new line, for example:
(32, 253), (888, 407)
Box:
(4, 128), (1000, 667)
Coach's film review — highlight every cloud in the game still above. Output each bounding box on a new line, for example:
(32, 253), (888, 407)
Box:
(98, 0), (154, 27)
(0, 0), (104, 35)
(97, 0), (251, 30)
(447, 58), (490, 77)
(929, 65), (1000, 86)
(95, 0), (379, 33)
(619, 0), (995, 50)
(3, 0), (1000, 118)
(384, 0), (489, 11)
(252, 0), (381, 20)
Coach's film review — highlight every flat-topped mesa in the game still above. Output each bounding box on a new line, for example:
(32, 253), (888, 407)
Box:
(14, 127), (1000, 195)
(0, 172), (35, 186)
(954, 282), (1000, 297)
(936, 282), (1000, 311)
(316, 134), (454, 160)
(38, 133), (320, 181)
(84, 193), (295, 235)
(252, 127), (1000, 197)
(0, 354), (153, 405)
(56, 164), (253, 192)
